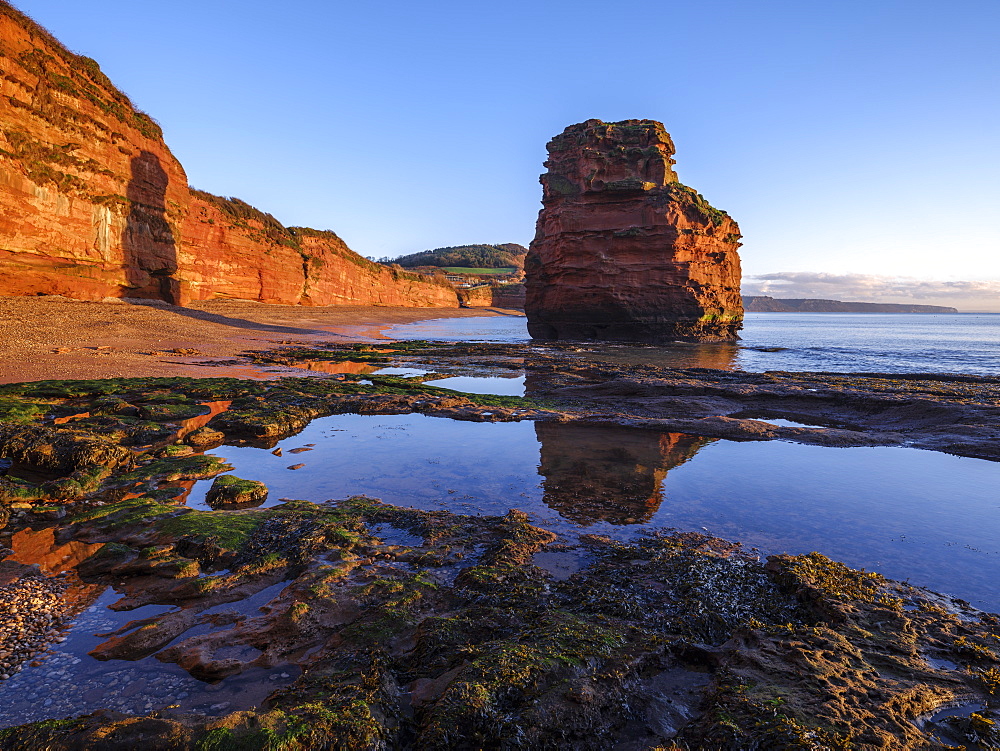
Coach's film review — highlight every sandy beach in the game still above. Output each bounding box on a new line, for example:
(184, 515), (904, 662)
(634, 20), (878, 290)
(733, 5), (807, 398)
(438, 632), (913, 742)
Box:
(0, 295), (521, 384)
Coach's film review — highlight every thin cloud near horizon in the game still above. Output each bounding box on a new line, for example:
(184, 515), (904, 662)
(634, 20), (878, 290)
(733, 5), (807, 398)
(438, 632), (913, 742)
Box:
(742, 272), (1000, 312)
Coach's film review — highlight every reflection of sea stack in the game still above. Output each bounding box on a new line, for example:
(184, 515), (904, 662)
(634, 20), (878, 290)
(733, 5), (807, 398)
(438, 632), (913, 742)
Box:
(535, 422), (713, 524)
(525, 119), (743, 343)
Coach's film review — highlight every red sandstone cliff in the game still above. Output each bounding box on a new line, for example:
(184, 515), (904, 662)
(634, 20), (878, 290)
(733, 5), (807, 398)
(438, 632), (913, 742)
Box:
(525, 119), (743, 342)
(0, 4), (457, 308)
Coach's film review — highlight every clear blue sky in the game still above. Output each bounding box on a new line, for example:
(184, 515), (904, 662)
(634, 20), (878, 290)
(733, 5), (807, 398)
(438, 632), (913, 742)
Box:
(13, 0), (1000, 309)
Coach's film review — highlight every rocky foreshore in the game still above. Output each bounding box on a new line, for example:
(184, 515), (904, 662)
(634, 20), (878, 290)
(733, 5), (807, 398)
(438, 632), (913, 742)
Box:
(0, 342), (998, 749)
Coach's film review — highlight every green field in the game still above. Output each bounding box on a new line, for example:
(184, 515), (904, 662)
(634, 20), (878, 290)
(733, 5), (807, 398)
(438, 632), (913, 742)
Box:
(442, 267), (517, 275)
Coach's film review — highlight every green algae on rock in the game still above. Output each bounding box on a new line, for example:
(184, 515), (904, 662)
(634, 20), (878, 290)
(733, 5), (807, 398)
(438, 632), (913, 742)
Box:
(204, 475), (269, 509)
(0, 373), (555, 518)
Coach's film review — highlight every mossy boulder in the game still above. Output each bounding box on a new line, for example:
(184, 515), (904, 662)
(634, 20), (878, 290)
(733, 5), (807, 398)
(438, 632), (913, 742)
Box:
(183, 426), (225, 450)
(155, 444), (195, 459)
(90, 395), (138, 417)
(114, 454), (232, 486)
(208, 398), (324, 444)
(77, 541), (137, 577)
(205, 475), (268, 509)
(0, 424), (133, 476)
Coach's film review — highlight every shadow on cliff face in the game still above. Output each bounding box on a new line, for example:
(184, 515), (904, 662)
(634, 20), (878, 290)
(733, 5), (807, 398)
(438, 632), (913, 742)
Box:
(535, 422), (716, 525)
(123, 151), (182, 304)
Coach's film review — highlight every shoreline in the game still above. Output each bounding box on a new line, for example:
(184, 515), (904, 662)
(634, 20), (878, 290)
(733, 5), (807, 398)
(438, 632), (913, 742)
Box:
(0, 295), (522, 384)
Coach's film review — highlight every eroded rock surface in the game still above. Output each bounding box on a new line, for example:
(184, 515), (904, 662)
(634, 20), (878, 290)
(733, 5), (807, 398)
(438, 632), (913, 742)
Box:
(525, 119), (743, 343)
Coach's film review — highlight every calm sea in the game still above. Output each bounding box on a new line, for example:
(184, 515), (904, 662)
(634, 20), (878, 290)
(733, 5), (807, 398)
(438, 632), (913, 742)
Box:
(383, 312), (1000, 375)
(371, 311), (1000, 612)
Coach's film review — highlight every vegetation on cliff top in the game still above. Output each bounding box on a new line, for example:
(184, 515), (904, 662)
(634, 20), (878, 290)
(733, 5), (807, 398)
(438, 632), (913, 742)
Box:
(0, 3), (163, 140)
(0, 2), (458, 306)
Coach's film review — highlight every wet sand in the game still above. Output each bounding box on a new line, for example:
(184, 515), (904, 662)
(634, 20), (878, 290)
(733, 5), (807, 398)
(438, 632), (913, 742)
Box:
(0, 295), (522, 384)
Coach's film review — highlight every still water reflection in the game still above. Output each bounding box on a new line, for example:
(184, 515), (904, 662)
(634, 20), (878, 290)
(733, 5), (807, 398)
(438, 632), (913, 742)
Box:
(430, 375), (526, 396)
(535, 423), (714, 524)
(289, 360), (378, 375)
(0, 586), (298, 727)
(183, 413), (1000, 611)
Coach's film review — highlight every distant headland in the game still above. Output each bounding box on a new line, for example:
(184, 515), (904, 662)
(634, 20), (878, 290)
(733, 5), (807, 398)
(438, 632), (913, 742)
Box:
(743, 296), (958, 313)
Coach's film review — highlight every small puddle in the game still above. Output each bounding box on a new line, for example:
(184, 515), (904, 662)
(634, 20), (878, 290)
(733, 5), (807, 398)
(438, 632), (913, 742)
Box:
(752, 418), (826, 429)
(53, 411), (90, 425)
(532, 550), (594, 581)
(374, 367), (430, 378)
(289, 360), (379, 375)
(4, 527), (103, 575)
(734, 413), (846, 430)
(157, 478), (199, 505)
(194, 580), (290, 621)
(927, 701), (988, 722)
(921, 700), (997, 749)
(176, 400), (232, 441)
(925, 655), (960, 671)
(368, 523), (423, 547)
(431, 375), (526, 396)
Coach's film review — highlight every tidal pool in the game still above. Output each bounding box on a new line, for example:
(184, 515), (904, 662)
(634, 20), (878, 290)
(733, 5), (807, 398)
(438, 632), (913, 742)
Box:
(181, 413), (1000, 612)
(0, 587), (298, 728)
(4, 411), (999, 731)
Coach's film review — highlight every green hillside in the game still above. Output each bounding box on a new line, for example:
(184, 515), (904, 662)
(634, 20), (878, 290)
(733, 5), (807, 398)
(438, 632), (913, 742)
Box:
(441, 267), (516, 275)
(387, 243), (527, 269)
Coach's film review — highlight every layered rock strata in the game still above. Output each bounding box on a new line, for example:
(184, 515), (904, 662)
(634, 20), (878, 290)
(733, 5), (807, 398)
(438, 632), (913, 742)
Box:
(0, 4), (457, 307)
(525, 119), (743, 342)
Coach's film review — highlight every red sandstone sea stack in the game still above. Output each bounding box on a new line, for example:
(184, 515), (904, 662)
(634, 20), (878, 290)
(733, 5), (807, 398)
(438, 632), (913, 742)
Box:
(525, 119), (743, 342)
